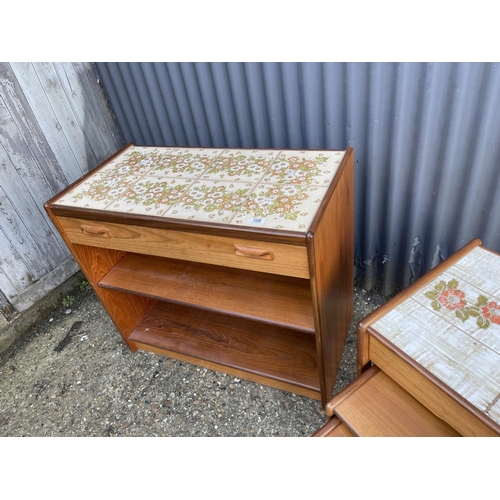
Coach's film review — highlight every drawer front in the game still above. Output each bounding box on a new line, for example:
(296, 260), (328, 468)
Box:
(58, 216), (310, 279)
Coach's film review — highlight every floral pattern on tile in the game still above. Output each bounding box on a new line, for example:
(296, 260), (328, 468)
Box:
(424, 279), (467, 312)
(54, 173), (141, 210)
(165, 180), (254, 223)
(147, 149), (222, 177)
(231, 184), (328, 231)
(423, 277), (500, 330)
(54, 145), (347, 233)
(201, 150), (279, 182)
(100, 148), (175, 178)
(371, 298), (500, 423)
(263, 150), (345, 185)
(105, 177), (192, 216)
(478, 298), (500, 326)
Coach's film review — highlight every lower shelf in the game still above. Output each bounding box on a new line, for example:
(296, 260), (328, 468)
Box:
(129, 300), (321, 395)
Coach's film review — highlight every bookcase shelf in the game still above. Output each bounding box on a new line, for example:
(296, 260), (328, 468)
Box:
(99, 253), (315, 333)
(129, 300), (320, 392)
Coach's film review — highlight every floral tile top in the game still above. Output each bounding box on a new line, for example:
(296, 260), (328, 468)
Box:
(371, 246), (500, 426)
(54, 145), (346, 232)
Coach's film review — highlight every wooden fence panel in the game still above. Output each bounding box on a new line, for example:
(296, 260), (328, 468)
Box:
(0, 62), (123, 318)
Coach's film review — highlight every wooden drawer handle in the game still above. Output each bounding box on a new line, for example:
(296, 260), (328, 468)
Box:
(233, 244), (274, 261)
(81, 224), (111, 239)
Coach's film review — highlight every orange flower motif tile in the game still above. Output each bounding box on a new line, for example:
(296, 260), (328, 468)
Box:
(420, 271), (500, 333)
(54, 145), (346, 233)
(371, 246), (500, 426)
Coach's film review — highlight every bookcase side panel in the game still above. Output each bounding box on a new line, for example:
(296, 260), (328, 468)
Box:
(308, 151), (355, 406)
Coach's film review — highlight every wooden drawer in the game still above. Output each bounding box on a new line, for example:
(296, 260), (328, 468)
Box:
(57, 216), (310, 279)
(314, 366), (460, 437)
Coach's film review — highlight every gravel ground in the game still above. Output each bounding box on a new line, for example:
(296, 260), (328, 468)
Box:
(0, 279), (386, 437)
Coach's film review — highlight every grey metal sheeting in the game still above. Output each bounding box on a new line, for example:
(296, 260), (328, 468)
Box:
(95, 62), (500, 294)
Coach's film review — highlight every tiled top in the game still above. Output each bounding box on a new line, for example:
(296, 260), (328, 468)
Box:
(372, 246), (500, 426)
(54, 145), (346, 232)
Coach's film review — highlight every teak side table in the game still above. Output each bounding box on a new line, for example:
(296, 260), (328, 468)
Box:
(314, 239), (500, 436)
(45, 144), (354, 407)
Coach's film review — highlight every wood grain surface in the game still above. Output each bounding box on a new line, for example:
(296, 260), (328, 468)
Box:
(45, 203), (154, 349)
(129, 301), (320, 393)
(369, 333), (500, 436)
(307, 147), (354, 406)
(100, 253), (315, 332)
(332, 367), (460, 437)
(58, 216), (310, 279)
(312, 417), (355, 437)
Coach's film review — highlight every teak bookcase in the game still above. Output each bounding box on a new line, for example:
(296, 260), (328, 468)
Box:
(45, 144), (354, 407)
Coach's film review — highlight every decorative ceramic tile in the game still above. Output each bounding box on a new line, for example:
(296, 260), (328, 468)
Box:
(373, 299), (500, 417)
(413, 269), (500, 340)
(54, 172), (141, 210)
(371, 246), (500, 426)
(104, 177), (193, 217)
(373, 302), (500, 412)
(454, 248), (500, 298)
(164, 180), (254, 224)
(262, 150), (345, 185)
(230, 183), (328, 231)
(146, 148), (223, 178)
(99, 146), (177, 178)
(201, 149), (279, 182)
(55, 145), (347, 233)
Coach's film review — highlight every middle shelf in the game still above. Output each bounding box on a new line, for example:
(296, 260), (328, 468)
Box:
(99, 252), (315, 333)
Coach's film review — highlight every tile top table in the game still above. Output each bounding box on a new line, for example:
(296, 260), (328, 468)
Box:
(315, 239), (500, 437)
(53, 144), (345, 233)
(356, 239), (500, 435)
(46, 144), (355, 407)
(371, 243), (500, 427)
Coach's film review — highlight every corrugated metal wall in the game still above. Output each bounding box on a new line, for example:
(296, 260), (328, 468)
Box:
(95, 62), (500, 294)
